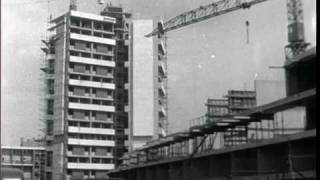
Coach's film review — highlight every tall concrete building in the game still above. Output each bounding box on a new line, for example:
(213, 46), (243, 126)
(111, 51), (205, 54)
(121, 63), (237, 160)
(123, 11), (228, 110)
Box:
(41, 10), (118, 180)
(40, 5), (165, 179)
(100, 6), (167, 151)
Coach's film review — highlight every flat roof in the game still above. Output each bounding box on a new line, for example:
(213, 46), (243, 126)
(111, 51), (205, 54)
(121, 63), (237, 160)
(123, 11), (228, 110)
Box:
(51, 10), (116, 24)
(70, 10), (116, 23)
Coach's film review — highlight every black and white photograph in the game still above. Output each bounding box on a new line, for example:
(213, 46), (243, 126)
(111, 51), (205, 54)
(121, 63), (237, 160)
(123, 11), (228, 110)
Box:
(1, 0), (316, 179)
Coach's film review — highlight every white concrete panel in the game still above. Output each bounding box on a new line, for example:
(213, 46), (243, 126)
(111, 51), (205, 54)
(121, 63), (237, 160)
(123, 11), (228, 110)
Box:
(69, 56), (115, 67)
(70, 11), (116, 23)
(69, 79), (115, 89)
(68, 103), (115, 112)
(254, 80), (286, 106)
(68, 138), (115, 147)
(67, 162), (114, 170)
(70, 33), (116, 46)
(131, 20), (154, 136)
(68, 127), (115, 135)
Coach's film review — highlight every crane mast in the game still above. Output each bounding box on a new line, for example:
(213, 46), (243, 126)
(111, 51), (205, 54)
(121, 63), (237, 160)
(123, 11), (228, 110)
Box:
(285, 0), (309, 60)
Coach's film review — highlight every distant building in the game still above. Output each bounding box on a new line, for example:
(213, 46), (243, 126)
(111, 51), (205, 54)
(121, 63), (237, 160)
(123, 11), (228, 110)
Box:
(224, 90), (256, 114)
(223, 90), (256, 146)
(1, 146), (46, 180)
(206, 99), (229, 122)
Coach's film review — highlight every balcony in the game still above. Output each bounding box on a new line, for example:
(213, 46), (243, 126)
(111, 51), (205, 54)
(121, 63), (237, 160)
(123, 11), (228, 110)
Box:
(68, 127), (115, 135)
(159, 84), (166, 96)
(68, 92), (114, 101)
(68, 138), (115, 147)
(70, 33), (116, 46)
(47, 54), (55, 60)
(68, 102), (115, 112)
(68, 69), (114, 80)
(158, 41), (166, 55)
(68, 79), (115, 89)
(70, 56), (115, 67)
(159, 107), (166, 117)
(158, 62), (166, 76)
(67, 162), (115, 170)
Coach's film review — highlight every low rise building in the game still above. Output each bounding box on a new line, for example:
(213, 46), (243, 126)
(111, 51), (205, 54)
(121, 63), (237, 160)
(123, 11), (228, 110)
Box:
(1, 146), (46, 180)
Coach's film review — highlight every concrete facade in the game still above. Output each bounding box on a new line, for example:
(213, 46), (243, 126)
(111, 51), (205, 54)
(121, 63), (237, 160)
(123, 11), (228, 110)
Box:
(42, 10), (117, 180)
(129, 20), (155, 150)
(41, 7), (162, 177)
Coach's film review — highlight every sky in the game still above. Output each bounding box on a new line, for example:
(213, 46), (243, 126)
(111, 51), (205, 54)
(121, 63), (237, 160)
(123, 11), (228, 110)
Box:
(1, 0), (316, 145)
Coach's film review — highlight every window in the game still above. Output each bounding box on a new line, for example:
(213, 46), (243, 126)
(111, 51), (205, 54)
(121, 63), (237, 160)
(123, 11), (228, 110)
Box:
(47, 79), (54, 94)
(75, 41), (86, 50)
(96, 44), (108, 53)
(46, 151), (53, 167)
(47, 99), (54, 115)
(46, 120), (53, 136)
(48, 59), (55, 74)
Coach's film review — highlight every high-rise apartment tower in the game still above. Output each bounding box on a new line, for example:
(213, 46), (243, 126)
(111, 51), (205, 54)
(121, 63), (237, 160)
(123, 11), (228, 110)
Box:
(41, 5), (166, 179)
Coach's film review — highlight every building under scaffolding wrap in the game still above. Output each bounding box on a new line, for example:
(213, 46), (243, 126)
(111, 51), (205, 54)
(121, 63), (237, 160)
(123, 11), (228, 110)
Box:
(108, 47), (316, 180)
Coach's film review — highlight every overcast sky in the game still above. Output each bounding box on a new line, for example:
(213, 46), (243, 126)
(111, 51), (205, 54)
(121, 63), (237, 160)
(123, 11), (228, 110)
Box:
(1, 0), (316, 145)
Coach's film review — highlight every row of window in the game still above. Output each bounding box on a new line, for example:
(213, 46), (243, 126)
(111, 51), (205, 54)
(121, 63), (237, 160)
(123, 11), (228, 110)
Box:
(70, 28), (114, 39)
(68, 133), (114, 141)
(69, 97), (114, 106)
(69, 63), (114, 77)
(68, 121), (113, 129)
(70, 40), (113, 53)
(70, 50), (113, 61)
(66, 170), (108, 177)
(69, 74), (114, 83)
(68, 110), (113, 122)
(228, 98), (256, 107)
(68, 157), (113, 163)
(70, 17), (113, 32)
(207, 107), (229, 116)
(69, 86), (113, 94)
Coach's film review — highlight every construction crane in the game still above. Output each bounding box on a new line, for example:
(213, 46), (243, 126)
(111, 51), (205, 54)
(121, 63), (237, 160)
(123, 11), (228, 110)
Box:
(285, 0), (309, 60)
(145, 0), (269, 37)
(146, 0), (309, 59)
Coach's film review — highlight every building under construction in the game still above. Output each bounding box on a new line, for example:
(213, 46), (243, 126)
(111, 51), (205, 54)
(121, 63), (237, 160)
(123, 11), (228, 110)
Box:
(109, 47), (316, 180)
(39, 2), (169, 179)
(108, 0), (316, 178)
